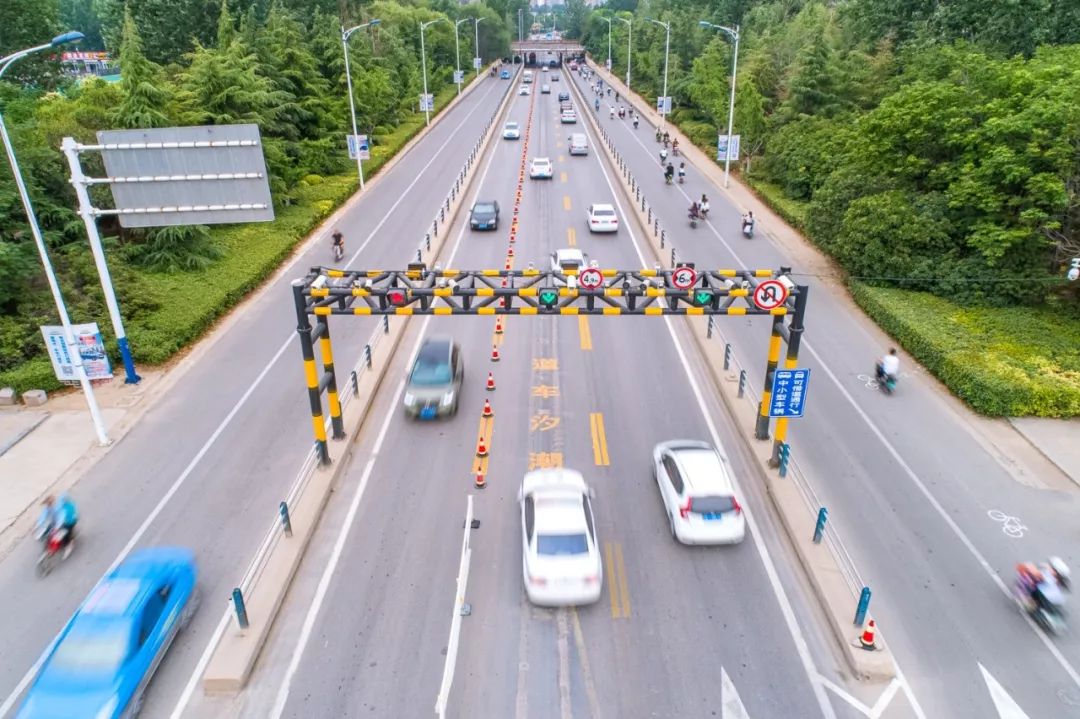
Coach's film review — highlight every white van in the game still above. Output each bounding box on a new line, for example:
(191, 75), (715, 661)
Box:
(523, 70), (534, 84)
(568, 133), (588, 156)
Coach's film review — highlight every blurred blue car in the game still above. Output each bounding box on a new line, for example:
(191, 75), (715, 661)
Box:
(18, 547), (198, 719)
(499, 69), (510, 79)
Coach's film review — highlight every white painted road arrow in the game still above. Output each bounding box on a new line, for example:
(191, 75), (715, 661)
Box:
(979, 663), (1031, 718)
(721, 667), (750, 719)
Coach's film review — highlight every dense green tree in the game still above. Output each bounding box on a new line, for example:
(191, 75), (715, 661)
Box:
(110, 8), (170, 129)
(59, 0), (106, 50)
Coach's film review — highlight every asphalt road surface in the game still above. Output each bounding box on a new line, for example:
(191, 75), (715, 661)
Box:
(572, 66), (1080, 718)
(207, 71), (898, 719)
(0, 75), (513, 718)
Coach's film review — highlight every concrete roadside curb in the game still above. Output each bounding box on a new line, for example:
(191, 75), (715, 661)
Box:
(201, 67), (520, 694)
(0, 71), (496, 557)
(571, 71), (897, 682)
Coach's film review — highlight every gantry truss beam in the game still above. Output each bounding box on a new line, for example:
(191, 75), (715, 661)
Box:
(300, 266), (799, 317)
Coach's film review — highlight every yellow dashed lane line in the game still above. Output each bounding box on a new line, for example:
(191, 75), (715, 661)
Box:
(578, 315), (592, 349)
(567, 227), (576, 247)
(589, 412), (609, 466)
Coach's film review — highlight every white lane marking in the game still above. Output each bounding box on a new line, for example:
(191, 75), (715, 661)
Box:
(979, 663), (1031, 719)
(267, 97), (507, 719)
(556, 609), (573, 719)
(433, 496), (474, 718)
(820, 677), (903, 719)
(583, 71), (1080, 706)
(569, 608), (602, 719)
(568, 75), (838, 719)
(514, 599), (530, 719)
(721, 667), (751, 719)
(159, 80), (503, 719)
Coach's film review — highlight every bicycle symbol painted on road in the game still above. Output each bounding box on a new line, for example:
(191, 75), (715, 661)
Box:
(857, 374), (880, 390)
(988, 509), (1027, 538)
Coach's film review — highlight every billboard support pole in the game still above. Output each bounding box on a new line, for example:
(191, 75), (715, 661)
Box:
(61, 137), (141, 385)
(2, 122), (108, 444)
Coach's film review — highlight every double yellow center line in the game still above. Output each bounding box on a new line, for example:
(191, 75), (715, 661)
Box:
(604, 542), (631, 619)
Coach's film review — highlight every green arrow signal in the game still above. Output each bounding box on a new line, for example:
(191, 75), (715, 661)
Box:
(539, 289), (559, 307)
(693, 289), (713, 307)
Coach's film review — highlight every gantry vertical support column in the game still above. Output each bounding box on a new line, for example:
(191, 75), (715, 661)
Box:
(293, 279), (330, 464)
(316, 310), (346, 440)
(770, 284), (808, 465)
(754, 309), (786, 441)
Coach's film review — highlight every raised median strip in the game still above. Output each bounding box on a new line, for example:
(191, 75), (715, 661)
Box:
(573, 67), (897, 682)
(201, 65), (520, 695)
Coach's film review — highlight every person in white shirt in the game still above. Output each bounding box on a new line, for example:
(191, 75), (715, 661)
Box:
(877, 348), (900, 380)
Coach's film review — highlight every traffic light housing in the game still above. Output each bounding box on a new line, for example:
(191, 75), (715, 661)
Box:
(692, 288), (714, 308)
(538, 287), (559, 309)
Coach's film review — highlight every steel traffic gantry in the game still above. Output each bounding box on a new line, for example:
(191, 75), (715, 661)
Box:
(291, 263), (809, 463)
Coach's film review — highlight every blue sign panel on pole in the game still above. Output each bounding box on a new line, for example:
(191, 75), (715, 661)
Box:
(769, 368), (810, 418)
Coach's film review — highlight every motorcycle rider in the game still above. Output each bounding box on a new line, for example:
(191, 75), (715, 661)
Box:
(876, 348), (899, 384)
(633, 113), (639, 129)
(688, 200), (701, 220)
(672, 138), (680, 155)
(664, 162), (675, 184)
(677, 162), (686, 183)
(331, 229), (345, 260)
(659, 147), (669, 164)
(741, 211), (755, 235)
(1017, 559), (1070, 619)
(662, 130), (670, 147)
(36, 493), (78, 556)
(700, 194), (710, 218)
(594, 97), (600, 112)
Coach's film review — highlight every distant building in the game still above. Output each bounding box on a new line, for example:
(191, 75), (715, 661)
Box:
(60, 51), (116, 79)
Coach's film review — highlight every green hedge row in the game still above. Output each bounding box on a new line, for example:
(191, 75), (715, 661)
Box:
(0, 81), (469, 394)
(850, 284), (1080, 417)
(743, 177), (809, 232)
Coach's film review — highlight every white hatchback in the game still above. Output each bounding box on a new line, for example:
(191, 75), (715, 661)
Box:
(652, 440), (746, 545)
(586, 203), (619, 233)
(519, 469), (603, 607)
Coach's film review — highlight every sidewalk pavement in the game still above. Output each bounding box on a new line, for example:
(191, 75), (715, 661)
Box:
(583, 56), (1080, 492)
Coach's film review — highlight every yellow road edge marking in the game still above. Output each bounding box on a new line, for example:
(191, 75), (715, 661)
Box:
(589, 412), (609, 466)
(604, 542), (619, 618)
(563, 195), (571, 211)
(615, 543), (630, 618)
(578, 315), (592, 350)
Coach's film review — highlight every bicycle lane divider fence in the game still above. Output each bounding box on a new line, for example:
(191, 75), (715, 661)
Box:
(567, 63), (901, 686)
(193, 67), (520, 697)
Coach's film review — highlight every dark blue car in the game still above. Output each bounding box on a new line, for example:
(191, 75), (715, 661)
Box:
(18, 547), (198, 719)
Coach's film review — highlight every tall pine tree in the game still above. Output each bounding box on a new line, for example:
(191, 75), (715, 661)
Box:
(111, 8), (170, 129)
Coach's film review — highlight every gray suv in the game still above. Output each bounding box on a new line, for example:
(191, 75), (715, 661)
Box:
(403, 338), (464, 419)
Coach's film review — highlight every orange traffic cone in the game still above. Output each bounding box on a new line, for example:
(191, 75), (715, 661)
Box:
(859, 620), (877, 650)
(475, 472), (487, 489)
(482, 399), (493, 417)
(491, 345), (500, 362)
(507, 246), (514, 257)
(476, 436), (489, 457)
(486, 372), (496, 391)
(495, 317), (504, 334)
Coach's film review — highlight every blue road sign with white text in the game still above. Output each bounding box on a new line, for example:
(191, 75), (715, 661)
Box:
(769, 368), (810, 418)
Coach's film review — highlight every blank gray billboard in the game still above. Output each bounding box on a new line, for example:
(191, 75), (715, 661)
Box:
(95, 124), (274, 228)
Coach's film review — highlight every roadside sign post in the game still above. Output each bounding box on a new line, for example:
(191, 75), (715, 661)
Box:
(347, 134), (369, 161)
(41, 322), (113, 381)
(656, 96), (672, 115)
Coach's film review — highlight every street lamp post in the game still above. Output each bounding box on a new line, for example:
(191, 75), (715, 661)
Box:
(617, 17), (632, 90)
(518, 9), (523, 44)
(600, 17), (612, 71)
(420, 17), (449, 126)
(700, 21), (740, 187)
(0, 31), (110, 446)
(341, 19), (381, 190)
(645, 17), (671, 129)
(473, 17), (485, 78)
(454, 18), (469, 95)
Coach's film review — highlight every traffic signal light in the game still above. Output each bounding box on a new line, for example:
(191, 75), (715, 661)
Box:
(386, 288), (408, 307)
(538, 288), (559, 309)
(692, 288), (714, 308)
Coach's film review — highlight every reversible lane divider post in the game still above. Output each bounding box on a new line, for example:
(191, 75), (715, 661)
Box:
(292, 278), (331, 464)
(768, 282), (810, 467)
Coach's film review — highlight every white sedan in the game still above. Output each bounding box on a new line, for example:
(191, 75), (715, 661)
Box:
(586, 203), (619, 233)
(503, 121), (521, 140)
(529, 157), (554, 179)
(652, 440), (746, 545)
(519, 469), (603, 607)
(518, 85), (531, 96)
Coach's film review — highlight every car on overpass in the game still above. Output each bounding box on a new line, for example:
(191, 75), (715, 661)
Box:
(587, 203), (619, 233)
(469, 200), (499, 230)
(503, 121), (521, 139)
(652, 440), (746, 545)
(403, 338), (463, 419)
(529, 157), (554, 179)
(518, 469), (602, 607)
(18, 548), (198, 719)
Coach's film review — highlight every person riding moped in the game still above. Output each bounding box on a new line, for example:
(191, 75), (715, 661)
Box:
(672, 138), (680, 155)
(662, 130), (670, 147)
(876, 348), (899, 384)
(632, 113), (639, 129)
(331, 229), (345, 261)
(35, 493), (78, 555)
(659, 147), (669, 164)
(664, 162), (675, 184)
(677, 162), (686, 183)
(700, 194), (710, 218)
(688, 200), (701, 225)
(741, 211), (755, 236)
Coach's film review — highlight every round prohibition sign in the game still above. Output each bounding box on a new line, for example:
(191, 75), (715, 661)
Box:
(671, 266), (697, 290)
(753, 279), (789, 310)
(578, 267), (604, 289)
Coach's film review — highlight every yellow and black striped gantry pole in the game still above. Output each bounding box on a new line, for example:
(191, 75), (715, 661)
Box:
(293, 265), (809, 462)
(292, 278), (345, 465)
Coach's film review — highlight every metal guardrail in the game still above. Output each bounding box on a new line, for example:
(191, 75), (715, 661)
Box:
(230, 78), (512, 624)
